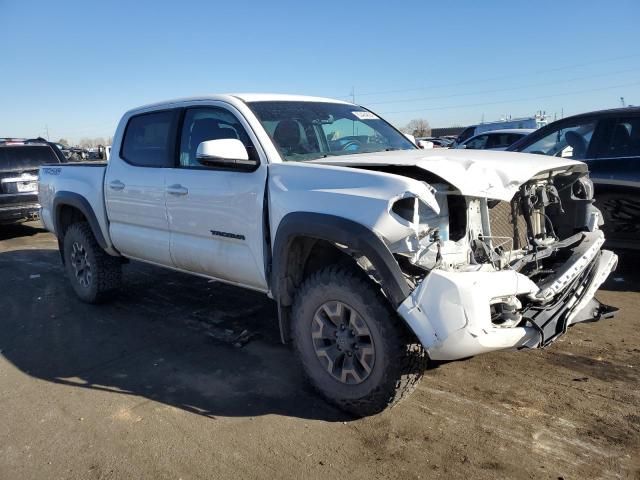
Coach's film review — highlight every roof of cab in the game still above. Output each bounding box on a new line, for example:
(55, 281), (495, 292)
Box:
(232, 93), (351, 104)
(126, 93), (352, 115)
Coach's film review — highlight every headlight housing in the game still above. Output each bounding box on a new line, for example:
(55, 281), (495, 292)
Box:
(572, 176), (594, 200)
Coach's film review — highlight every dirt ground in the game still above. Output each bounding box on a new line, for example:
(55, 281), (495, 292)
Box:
(0, 222), (638, 480)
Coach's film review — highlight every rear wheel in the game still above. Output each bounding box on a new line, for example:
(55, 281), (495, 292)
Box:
(63, 222), (122, 303)
(291, 265), (428, 416)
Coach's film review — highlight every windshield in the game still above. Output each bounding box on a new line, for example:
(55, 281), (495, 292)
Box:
(248, 101), (416, 161)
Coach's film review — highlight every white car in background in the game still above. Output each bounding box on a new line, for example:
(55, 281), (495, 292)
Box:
(456, 129), (535, 151)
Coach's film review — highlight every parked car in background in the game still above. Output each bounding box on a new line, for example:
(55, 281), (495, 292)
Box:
(87, 147), (102, 160)
(0, 138), (64, 224)
(455, 129), (534, 151)
(65, 147), (88, 162)
(416, 137), (453, 148)
(508, 107), (640, 250)
(454, 114), (548, 146)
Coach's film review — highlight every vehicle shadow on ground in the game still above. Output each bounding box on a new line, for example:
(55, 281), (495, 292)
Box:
(0, 221), (45, 241)
(0, 248), (352, 422)
(601, 250), (640, 292)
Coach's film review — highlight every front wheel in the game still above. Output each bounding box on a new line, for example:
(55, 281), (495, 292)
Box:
(63, 222), (122, 303)
(291, 265), (428, 416)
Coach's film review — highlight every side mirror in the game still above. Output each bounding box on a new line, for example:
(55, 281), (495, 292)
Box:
(196, 139), (257, 169)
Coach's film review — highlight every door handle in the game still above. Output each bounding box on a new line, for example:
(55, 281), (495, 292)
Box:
(109, 180), (125, 191)
(167, 184), (189, 196)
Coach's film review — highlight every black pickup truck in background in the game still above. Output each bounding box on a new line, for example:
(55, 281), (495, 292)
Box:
(0, 138), (65, 224)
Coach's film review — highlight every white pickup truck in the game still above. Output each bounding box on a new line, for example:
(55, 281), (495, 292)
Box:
(39, 94), (618, 416)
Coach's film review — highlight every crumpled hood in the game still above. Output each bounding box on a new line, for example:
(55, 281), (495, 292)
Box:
(309, 149), (587, 201)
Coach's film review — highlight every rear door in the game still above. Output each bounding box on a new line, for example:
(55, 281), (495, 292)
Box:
(586, 113), (640, 247)
(105, 109), (178, 266)
(165, 103), (269, 290)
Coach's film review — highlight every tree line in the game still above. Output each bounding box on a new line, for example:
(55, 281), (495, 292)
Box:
(400, 119), (431, 137)
(57, 137), (113, 148)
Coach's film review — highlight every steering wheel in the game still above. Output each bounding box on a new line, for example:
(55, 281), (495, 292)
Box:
(341, 140), (362, 151)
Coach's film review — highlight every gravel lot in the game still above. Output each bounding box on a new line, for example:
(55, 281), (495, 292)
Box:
(1, 222), (638, 479)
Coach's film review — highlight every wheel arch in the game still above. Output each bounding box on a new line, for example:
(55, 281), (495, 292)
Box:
(271, 212), (412, 343)
(52, 192), (110, 257)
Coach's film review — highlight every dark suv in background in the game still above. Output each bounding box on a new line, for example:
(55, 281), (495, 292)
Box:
(508, 107), (640, 251)
(0, 138), (65, 224)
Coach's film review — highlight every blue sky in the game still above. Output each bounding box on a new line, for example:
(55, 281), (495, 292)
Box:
(1, 0), (639, 142)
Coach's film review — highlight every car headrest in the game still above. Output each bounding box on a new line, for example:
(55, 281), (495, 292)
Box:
(612, 123), (631, 146)
(273, 120), (301, 149)
(564, 130), (587, 158)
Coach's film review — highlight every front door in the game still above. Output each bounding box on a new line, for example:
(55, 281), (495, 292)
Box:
(165, 104), (268, 290)
(105, 109), (178, 266)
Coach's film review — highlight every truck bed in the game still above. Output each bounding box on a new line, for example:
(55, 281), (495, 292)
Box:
(38, 163), (110, 249)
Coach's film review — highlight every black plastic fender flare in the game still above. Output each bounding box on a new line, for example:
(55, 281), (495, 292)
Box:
(52, 191), (109, 251)
(271, 212), (411, 342)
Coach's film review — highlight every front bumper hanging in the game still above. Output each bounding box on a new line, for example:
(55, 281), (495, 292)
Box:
(397, 240), (618, 361)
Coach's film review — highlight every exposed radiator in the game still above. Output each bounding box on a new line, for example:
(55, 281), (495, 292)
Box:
(488, 201), (528, 249)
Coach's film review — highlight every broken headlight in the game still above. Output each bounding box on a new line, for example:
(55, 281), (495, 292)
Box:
(572, 176), (594, 200)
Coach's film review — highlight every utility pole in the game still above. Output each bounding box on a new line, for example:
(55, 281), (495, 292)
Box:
(45, 124), (50, 140)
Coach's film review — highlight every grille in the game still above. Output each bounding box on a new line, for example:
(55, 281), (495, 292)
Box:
(488, 201), (528, 250)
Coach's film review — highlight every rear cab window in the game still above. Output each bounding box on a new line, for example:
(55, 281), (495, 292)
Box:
(121, 110), (178, 167)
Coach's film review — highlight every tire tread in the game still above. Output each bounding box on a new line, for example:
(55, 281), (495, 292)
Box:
(292, 265), (428, 416)
(64, 222), (121, 303)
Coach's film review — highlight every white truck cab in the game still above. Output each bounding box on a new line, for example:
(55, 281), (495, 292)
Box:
(38, 94), (617, 416)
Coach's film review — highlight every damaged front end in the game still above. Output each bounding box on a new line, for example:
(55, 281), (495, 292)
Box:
(391, 168), (618, 361)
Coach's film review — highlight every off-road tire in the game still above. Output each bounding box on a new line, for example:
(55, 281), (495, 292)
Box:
(63, 222), (122, 303)
(291, 265), (429, 417)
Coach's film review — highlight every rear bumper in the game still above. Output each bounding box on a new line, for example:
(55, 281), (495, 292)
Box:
(397, 244), (618, 361)
(0, 202), (40, 223)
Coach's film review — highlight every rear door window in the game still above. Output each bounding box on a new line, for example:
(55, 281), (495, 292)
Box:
(121, 110), (177, 167)
(591, 116), (640, 159)
(0, 146), (60, 171)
